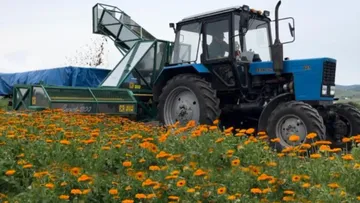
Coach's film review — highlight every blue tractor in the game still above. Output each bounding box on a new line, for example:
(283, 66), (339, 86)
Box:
(153, 1), (360, 150)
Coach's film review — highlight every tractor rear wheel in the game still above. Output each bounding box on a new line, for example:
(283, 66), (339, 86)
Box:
(266, 101), (326, 151)
(157, 74), (221, 126)
(324, 103), (360, 149)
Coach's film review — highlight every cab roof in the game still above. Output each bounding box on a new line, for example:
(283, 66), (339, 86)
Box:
(180, 6), (243, 23)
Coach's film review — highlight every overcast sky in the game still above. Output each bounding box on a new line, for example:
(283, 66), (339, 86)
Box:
(1, 0), (359, 85)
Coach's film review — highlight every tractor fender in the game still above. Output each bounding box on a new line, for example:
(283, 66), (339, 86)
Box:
(153, 64), (210, 102)
(257, 93), (294, 132)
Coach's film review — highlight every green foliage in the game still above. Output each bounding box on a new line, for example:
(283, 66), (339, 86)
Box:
(0, 110), (360, 202)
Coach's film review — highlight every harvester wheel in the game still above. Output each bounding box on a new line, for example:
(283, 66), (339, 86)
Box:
(157, 74), (221, 126)
(325, 103), (360, 149)
(266, 101), (326, 151)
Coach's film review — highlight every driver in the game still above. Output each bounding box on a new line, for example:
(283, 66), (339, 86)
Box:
(207, 30), (229, 59)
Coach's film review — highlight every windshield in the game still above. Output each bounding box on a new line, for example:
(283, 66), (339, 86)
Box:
(171, 22), (201, 64)
(234, 15), (271, 62)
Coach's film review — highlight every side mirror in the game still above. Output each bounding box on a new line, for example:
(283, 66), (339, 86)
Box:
(169, 23), (176, 33)
(270, 17), (295, 45)
(288, 22), (295, 38)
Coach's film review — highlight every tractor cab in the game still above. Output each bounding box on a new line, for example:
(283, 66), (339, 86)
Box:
(169, 6), (273, 65)
(166, 5), (280, 90)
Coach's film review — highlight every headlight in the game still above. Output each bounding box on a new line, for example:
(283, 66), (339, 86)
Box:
(322, 85), (327, 95)
(330, 86), (335, 95)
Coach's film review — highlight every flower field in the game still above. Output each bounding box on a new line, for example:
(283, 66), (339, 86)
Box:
(1, 109), (360, 203)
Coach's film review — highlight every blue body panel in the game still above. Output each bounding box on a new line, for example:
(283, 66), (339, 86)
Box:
(154, 63), (209, 85)
(249, 57), (336, 101)
(161, 63), (210, 73)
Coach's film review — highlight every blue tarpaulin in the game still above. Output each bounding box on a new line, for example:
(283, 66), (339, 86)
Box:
(0, 66), (111, 96)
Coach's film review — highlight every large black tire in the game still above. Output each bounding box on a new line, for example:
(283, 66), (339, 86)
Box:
(157, 74), (221, 126)
(266, 101), (326, 152)
(325, 103), (360, 149)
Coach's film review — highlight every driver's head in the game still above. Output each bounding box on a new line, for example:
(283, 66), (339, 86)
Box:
(211, 30), (224, 41)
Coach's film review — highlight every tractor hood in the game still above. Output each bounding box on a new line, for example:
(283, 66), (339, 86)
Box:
(249, 57), (337, 101)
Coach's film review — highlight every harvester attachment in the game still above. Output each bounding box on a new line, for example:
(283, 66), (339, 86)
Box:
(92, 3), (156, 55)
(12, 84), (137, 115)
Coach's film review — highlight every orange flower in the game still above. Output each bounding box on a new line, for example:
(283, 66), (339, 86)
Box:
(60, 140), (70, 145)
(135, 172), (146, 181)
(78, 174), (92, 182)
(176, 179), (186, 187)
(71, 189), (83, 195)
(306, 133), (317, 139)
(122, 161), (132, 167)
(135, 193), (147, 199)
(328, 183), (340, 189)
(5, 170), (15, 176)
(246, 128), (255, 134)
(193, 169), (207, 176)
(122, 200), (134, 203)
(291, 175), (301, 182)
(342, 137), (351, 143)
(23, 164), (33, 169)
(289, 135), (300, 142)
(231, 159), (240, 166)
(217, 187), (227, 195)
(310, 153), (321, 159)
(59, 195), (69, 200)
(70, 167), (81, 176)
(109, 189), (118, 195)
(342, 154), (353, 161)
(250, 188), (262, 194)
(149, 165), (161, 171)
(45, 183), (55, 189)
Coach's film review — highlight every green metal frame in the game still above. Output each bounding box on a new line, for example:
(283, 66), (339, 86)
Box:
(12, 84), (138, 115)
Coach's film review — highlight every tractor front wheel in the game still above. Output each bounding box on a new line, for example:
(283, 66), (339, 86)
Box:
(266, 101), (326, 151)
(157, 74), (221, 126)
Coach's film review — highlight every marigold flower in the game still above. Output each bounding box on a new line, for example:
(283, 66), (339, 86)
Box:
(122, 200), (134, 203)
(291, 175), (301, 182)
(193, 169), (207, 176)
(149, 165), (161, 171)
(135, 193), (146, 199)
(302, 183), (311, 188)
(342, 154), (354, 161)
(45, 183), (54, 189)
(250, 188), (262, 194)
(231, 159), (240, 166)
(109, 189), (118, 195)
(246, 128), (255, 134)
(328, 183), (340, 189)
(168, 196), (179, 201)
(70, 167), (81, 176)
(60, 140), (70, 145)
(289, 135), (300, 142)
(71, 189), (82, 195)
(77, 174), (91, 182)
(122, 161), (132, 167)
(306, 133), (317, 139)
(342, 137), (351, 143)
(283, 190), (295, 195)
(5, 170), (15, 176)
(176, 179), (186, 187)
(310, 153), (321, 159)
(187, 188), (195, 193)
(228, 195), (236, 200)
(59, 195), (69, 200)
(23, 164), (33, 169)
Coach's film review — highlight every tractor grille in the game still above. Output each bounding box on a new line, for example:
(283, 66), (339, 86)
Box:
(322, 61), (336, 85)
